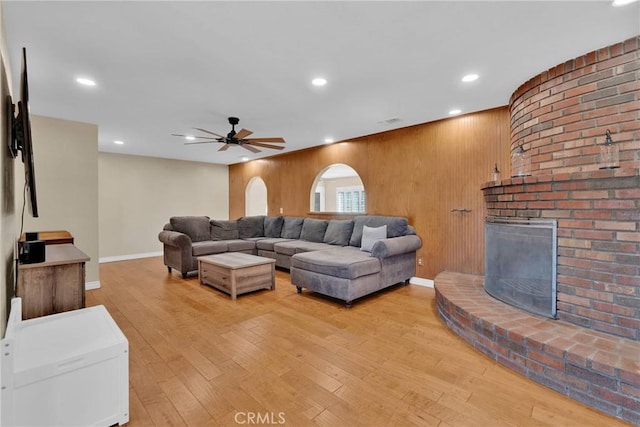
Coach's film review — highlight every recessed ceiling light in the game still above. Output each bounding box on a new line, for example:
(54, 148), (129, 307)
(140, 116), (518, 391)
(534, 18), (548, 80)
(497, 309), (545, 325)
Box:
(185, 136), (195, 141)
(612, 0), (638, 6)
(114, 140), (124, 145)
(241, 156), (249, 162)
(461, 74), (479, 82)
(449, 109), (462, 115)
(324, 137), (334, 144)
(76, 77), (96, 86)
(312, 77), (327, 87)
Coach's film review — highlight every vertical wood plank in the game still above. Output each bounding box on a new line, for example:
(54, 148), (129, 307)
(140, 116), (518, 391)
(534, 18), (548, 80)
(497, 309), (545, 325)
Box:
(229, 107), (510, 278)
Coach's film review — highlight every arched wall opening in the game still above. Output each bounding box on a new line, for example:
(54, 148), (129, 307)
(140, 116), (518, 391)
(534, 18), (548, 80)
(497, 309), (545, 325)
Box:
(310, 164), (365, 213)
(245, 176), (267, 216)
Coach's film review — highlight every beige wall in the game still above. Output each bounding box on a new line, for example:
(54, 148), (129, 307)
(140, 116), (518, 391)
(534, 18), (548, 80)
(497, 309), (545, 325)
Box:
(17, 115), (100, 284)
(1, 3), (16, 334)
(98, 153), (228, 260)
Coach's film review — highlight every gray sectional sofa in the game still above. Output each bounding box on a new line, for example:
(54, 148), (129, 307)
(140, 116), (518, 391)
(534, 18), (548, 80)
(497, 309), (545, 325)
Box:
(158, 215), (421, 306)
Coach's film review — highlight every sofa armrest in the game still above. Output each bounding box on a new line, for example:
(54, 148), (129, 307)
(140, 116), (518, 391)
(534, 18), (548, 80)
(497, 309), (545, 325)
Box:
(371, 235), (422, 259)
(158, 230), (192, 249)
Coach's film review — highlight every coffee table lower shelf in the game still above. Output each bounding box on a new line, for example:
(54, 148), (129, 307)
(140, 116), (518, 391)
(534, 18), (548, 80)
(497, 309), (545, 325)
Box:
(198, 253), (276, 300)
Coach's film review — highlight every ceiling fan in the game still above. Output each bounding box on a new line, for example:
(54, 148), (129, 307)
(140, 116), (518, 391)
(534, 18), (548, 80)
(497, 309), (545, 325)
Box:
(172, 117), (286, 153)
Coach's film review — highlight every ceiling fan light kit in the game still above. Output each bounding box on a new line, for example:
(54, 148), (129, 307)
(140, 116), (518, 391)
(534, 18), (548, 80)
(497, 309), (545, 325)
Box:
(172, 117), (285, 153)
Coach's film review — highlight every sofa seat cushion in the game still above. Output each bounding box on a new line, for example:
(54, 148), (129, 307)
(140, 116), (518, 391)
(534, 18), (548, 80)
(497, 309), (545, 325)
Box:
(274, 240), (337, 255)
(241, 237), (267, 242)
(273, 240), (301, 256)
(256, 238), (295, 251)
(192, 240), (228, 256)
(226, 239), (256, 252)
(291, 247), (381, 280)
(294, 241), (335, 253)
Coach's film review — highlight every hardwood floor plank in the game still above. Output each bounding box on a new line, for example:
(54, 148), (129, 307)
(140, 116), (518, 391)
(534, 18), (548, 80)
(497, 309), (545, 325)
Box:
(278, 370), (366, 426)
(128, 388), (155, 426)
(144, 399), (188, 427)
(165, 357), (236, 421)
(93, 257), (633, 427)
(157, 376), (217, 426)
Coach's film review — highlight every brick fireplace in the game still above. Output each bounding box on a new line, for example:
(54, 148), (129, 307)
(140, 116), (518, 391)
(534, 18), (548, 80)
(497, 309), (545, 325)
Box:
(436, 37), (639, 423)
(483, 169), (639, 340)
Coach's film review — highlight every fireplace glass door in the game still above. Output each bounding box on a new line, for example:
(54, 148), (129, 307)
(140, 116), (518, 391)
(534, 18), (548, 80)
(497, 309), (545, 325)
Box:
(485, 217), (557, 318)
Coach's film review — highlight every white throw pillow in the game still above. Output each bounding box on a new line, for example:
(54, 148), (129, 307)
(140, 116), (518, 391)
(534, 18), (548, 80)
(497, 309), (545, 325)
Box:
(360, 225), (387, 252)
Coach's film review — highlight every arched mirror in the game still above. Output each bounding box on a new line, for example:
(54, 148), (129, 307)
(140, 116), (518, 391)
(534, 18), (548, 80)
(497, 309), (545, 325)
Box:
(245, 176), (268, 216)
(310, 164), (366, 213)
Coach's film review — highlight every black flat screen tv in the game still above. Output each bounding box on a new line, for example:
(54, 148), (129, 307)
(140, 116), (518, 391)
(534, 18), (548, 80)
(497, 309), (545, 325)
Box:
(7, 47), (38, 218)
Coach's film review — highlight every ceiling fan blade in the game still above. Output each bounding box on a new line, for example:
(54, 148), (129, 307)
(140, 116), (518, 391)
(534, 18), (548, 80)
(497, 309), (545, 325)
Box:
(241, 143), (261, 153)
(194, 128), (225, 138)
(172, 134), (218, 140)
(245, 141), (285, 150)
(234, 128), (253, 139)
(218, 144), (232, 151)
(184, 140), (219, 145)
(244, 137), (285, 143)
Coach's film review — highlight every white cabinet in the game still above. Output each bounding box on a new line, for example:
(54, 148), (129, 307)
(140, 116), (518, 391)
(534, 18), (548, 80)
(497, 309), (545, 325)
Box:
(1, 298), (129, 426)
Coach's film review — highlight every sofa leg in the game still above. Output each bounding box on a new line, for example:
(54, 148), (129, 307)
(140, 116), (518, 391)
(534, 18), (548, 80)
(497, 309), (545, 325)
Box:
(296, 286), (302, 294)
(345, 301), (353, 309)
(167, 266), (172, 274)
(182, 272), (188, 279)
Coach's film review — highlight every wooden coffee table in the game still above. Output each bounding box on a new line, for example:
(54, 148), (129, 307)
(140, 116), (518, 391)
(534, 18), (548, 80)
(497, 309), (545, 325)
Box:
(198, 252), (276, 300)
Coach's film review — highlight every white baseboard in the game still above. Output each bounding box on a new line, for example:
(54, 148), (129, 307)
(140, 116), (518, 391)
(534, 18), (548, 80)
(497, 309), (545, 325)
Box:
(410, 277), (435, 288)
(85, 281), (100, 290)
(99, 251), (163, 264)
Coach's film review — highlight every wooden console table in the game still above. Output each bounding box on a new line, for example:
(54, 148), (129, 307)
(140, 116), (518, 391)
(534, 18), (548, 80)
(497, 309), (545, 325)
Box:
(16, 243), (90, 320)
(19, 230), (74, 245)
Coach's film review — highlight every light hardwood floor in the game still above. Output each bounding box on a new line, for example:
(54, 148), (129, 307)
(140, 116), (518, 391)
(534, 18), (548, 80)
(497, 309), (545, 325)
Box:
(89, 257), (631, 427)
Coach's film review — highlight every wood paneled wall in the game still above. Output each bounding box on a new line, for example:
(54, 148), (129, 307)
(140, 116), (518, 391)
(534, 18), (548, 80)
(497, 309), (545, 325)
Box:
(229, 107), (510, 279)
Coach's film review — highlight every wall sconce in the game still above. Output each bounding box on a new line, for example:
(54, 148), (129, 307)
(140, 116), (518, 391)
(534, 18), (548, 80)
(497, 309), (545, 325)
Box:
(491, 163), (501, 182)
(511, 143), (531, 177)
(598, 129), (619, 169)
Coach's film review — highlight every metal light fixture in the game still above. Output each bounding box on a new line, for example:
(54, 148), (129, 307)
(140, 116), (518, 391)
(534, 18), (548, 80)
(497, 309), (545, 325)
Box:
(512, 143), (531, 177)
(598, 129), (619, 169)
(491, 163), (501, 182)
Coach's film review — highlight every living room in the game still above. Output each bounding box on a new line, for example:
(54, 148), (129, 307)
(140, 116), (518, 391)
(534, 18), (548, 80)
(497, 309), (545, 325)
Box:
(1, 1), (639, 426)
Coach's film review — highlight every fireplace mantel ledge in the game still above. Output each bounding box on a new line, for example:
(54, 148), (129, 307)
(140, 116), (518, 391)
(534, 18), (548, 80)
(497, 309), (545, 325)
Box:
(481, 167), (639, 191)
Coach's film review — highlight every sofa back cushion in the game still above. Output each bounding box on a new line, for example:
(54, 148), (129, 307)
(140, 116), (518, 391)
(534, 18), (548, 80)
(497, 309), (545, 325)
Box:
(300, 218), (328, 242)
(349, 215), (409, 247)
(210, 220), (240, 240)
(323, 220), (354, 246)
(238, 215), (265, 238)
(264, 216), (284, 238)
(281, 217), (304, 239)
(170, 216), (211, 242)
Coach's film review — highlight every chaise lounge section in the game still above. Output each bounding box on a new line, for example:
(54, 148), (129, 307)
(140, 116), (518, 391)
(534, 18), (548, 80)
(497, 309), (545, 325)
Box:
(290, 215), (422, 307)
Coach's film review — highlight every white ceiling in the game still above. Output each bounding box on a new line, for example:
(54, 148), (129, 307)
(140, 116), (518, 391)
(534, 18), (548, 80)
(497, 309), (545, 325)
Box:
(3, 1), (639, 165)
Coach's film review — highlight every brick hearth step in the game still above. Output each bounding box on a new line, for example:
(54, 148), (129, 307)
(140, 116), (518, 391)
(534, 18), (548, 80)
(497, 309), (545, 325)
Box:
(435, 271), (640, 425)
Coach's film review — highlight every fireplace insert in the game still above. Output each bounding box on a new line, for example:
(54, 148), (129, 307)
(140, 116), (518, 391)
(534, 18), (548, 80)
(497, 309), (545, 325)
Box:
(485, 217), (557, 318)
